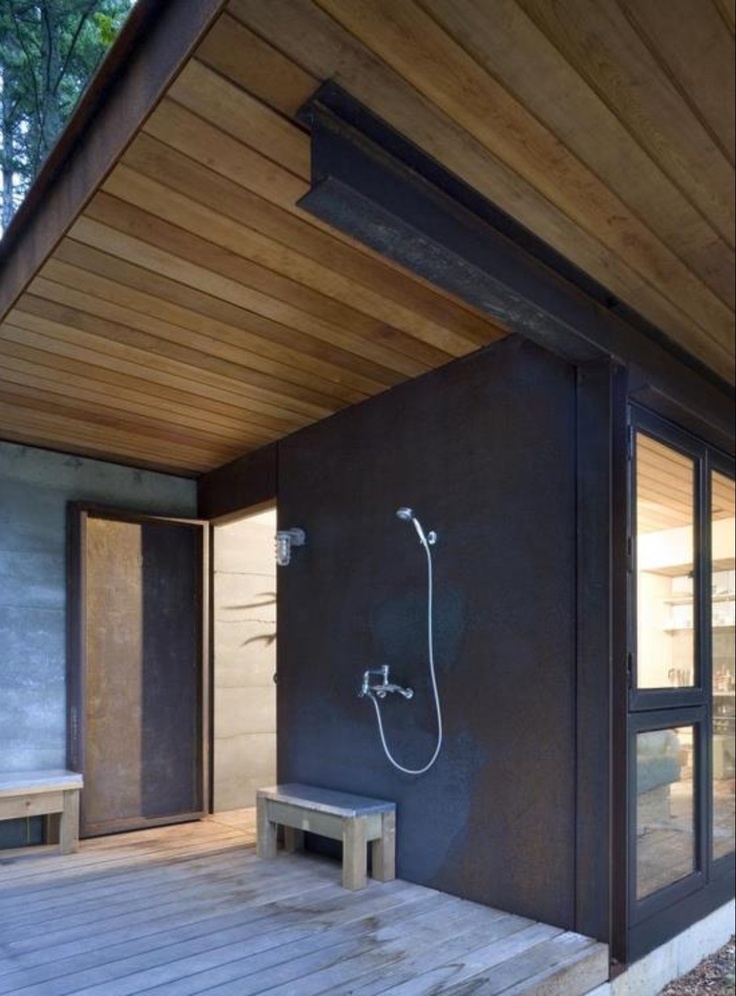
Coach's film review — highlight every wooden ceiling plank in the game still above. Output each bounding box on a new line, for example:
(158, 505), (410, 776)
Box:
(3, 313), (308, 434)
(170, 59), (312, 179)
(70, 204), (442, 377)
(0, 423), (209, 476)
(158, 48), (506, 332)
(36, 265), (371, 405)
(52, 240), (404, 392)
(516, 0), (735, 240)
(0, 424), (203, 477)
(103, 160), (486, 357)
(144, 98), (307, 218)
(0, 353), (260, 446)
(229, 0), (734, 384)
(0, 374), (246, 453)
(637, 485), (695, 516)
(313, 0), (734, 355)
(17, 293), (333, 423)
(617, 0), (735, 164)
(123, 128), (505, 348)
(0, 395), (226, 471)
(197, 10), (318, 115)
(28, 275), (364, 410)
(419, 0), (735, 310)
(711, 0), (736, 35)
(0, 0), (226, 327)
(0, 334), (280, 439)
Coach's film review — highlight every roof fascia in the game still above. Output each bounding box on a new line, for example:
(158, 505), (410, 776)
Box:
(0, 0), (227, 323)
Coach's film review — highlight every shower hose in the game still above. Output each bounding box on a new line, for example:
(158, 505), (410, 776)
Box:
(368, 536), (443, 775)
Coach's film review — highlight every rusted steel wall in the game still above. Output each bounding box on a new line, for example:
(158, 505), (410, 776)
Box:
(276, 335), (578, 929)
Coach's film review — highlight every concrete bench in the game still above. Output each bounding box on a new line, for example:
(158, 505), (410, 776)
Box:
(256, 783), (396, 890)
(0, 770), (83, 854)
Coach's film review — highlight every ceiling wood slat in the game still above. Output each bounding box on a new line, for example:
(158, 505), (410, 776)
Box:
(2, 315), (309, 434)
(312, 0), (734, 358)
(0, 0), (732, 473)
(230, 0), (734, 383)
(617, 0), (735, 164)
(0, 336), (282, 440)
(0, 354), (262, 446)
(0, 396), (230, 473)
(122, 128), (504, 348)
(14, 295), (332, 423)
(711, 0), (736, 35)
(418, 0), (734, 309)
(74, 198), (448, 375)
(101, 161), (488, 358)
(515, 0), (735, 243)
(50, 241), (404, 392)
(0, 376), (245, 453)
(28, 275), (368, 409)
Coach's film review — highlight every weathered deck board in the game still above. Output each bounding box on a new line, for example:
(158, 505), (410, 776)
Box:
(0, 811), (608, 995)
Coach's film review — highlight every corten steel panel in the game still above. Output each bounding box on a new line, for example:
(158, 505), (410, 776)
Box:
(276, 335), (578, 929)
(82, 515), (202, 836)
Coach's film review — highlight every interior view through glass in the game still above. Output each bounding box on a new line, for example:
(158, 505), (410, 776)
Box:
(634, 431), (735, 902)
(711, 470), (735, 862)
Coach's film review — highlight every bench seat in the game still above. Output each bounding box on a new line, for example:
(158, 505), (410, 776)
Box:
(256, 782), (396, 890)
(0, 769), (83, 854)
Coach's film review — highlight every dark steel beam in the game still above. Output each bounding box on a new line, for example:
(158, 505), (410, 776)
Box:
(297, 84), (733, 442)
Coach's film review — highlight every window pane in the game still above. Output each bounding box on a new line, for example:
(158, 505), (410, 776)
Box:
(636, 726), (695, 899)
(712, 470), (735, 861)
(636, 434), (696, 689)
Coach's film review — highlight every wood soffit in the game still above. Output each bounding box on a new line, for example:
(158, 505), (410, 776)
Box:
(0, 0), (733, 477)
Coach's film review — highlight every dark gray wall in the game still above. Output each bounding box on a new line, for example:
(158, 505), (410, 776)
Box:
(0, 441), (196, 832)
(277, 336), (578, 928)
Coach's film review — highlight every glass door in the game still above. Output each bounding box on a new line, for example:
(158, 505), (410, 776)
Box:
(627, 409), (734, 954)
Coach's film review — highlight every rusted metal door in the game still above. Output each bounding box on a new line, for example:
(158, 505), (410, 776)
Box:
(68, 508), (207, 837)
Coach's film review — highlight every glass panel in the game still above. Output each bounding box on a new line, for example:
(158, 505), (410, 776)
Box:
(711, 470), (735, 860)
(636, 726), (695, 899)
(636, 434), (696, 689)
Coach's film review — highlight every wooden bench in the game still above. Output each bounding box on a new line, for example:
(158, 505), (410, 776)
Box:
(256, 783), (396, 890)
(0, 770), (83, 854)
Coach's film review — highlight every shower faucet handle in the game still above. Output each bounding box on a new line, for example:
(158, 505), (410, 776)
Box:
(359, 666), (413, 700)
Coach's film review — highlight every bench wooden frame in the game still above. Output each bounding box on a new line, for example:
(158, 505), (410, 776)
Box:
(0, 770), (84, 854)
(256, 783), (396, 890)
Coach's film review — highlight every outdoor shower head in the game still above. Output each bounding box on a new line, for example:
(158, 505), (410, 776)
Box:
(396, 507), (435, 547)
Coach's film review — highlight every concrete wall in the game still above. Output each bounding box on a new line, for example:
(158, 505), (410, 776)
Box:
(213, 510), (277, 810)
(0, 442), (196, 845)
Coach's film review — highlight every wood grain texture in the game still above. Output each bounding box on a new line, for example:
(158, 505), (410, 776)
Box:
(0, 817), (608, 996)
(420, 0), (734, 309)
(314, 0), (733, 352)
(617, 0), (735, 164)
(0, 0), (731, 472)
(231, 0), (734, 380)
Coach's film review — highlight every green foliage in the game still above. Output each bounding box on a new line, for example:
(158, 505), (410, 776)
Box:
(0, 0), (134, 231)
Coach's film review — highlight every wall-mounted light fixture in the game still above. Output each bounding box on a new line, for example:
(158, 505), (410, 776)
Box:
(275, 528), (306, 567)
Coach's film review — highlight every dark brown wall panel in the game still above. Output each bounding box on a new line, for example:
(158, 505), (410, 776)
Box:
(276, 335), (578, 928)
(198, 442), (277, 520)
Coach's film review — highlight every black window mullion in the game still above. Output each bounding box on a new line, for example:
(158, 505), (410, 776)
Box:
(700, 454), (713, 881)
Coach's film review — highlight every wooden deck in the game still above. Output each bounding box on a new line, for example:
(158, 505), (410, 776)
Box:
(0, 811), (608, 995)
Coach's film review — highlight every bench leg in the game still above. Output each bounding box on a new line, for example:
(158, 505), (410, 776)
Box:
(342, 816), (368, 890)
(256, 797), (278, 859)
(59, 790), (80, 855)
(283, 826), (305, 853)
(371, 809), (396, 882)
